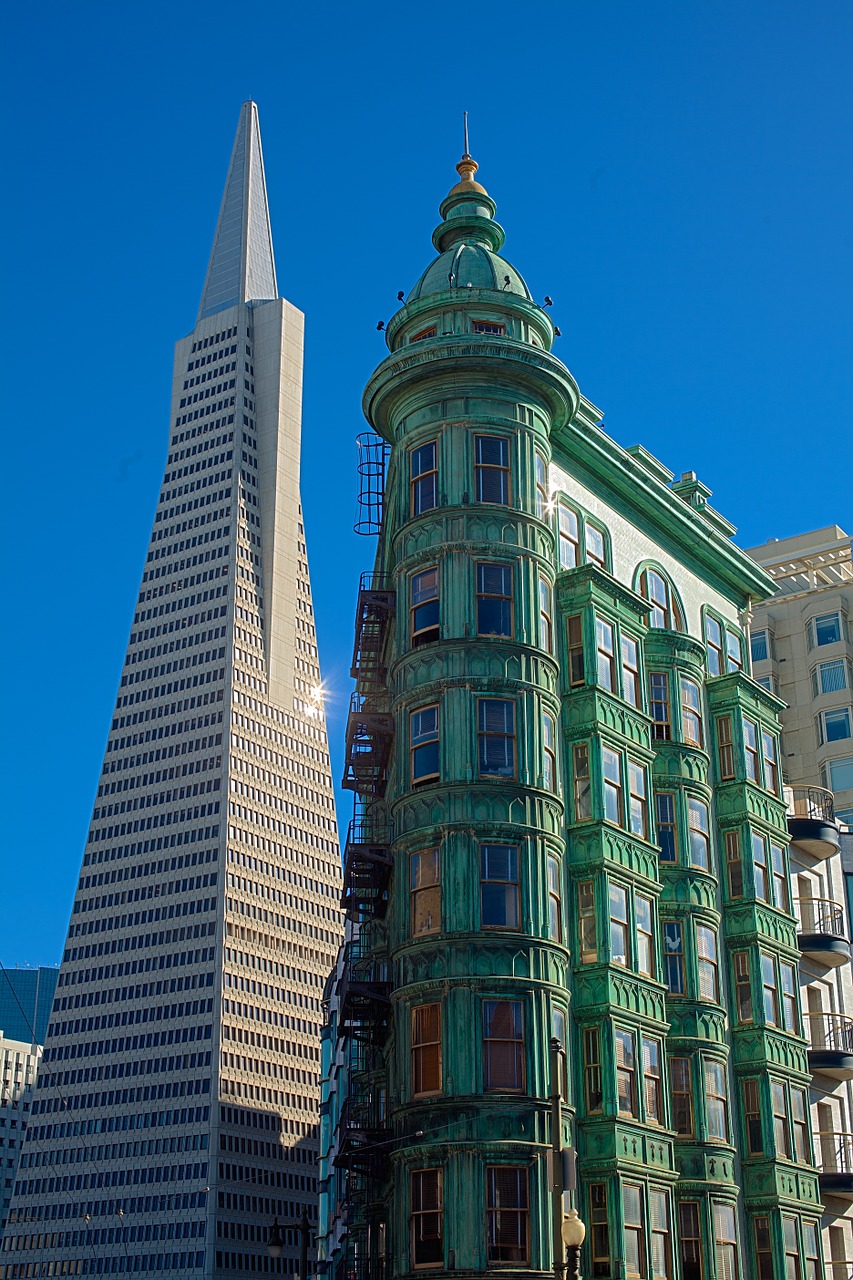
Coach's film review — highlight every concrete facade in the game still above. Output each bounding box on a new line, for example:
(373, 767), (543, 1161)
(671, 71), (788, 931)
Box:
(0, 104), (343, 1278)
(746, 527), (853, 825)
(747, 526), (853, 1277)
(0, 1035), (41, 1236)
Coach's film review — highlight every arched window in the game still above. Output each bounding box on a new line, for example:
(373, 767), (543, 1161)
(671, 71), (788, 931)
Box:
(637, 567), (685, 631)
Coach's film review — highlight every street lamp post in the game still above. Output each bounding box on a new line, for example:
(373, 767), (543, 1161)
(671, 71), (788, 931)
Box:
(561, 1208), (586, 1280)
(267, 1210), (311, 1279)
(267, 1219), (284, 1260)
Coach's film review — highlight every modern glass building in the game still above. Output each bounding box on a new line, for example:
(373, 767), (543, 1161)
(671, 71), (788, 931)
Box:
(0, 967), (58, 1045)
(0, 104), (343, 1278)
(320, 145), (841, 1279)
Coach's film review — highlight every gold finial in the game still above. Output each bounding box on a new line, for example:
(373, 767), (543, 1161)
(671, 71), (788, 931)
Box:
(454, 111), (484, 189)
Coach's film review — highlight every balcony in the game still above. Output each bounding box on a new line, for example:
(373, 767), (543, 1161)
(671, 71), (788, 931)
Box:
(343, 693), (394, 798)
(786, 785), (840, 860)
(806, 1013), (853, 1080)
(342, 814), (393, 922)
(817, 1131), (853, 1198)
(795, 897), (851, 967)
(351, 573), (396, 691)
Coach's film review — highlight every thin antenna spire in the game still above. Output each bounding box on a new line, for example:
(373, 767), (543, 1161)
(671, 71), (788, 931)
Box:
(463, 111), (470, 158)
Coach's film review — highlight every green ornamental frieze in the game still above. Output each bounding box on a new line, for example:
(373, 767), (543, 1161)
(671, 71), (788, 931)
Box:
(664, 1003), (729, 1043)
(672, 1146), (738, 1185)
(731, 1027), (811, 1077)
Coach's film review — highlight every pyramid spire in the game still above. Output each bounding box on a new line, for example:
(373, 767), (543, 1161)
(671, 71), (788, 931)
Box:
(197, 100), (278, 321)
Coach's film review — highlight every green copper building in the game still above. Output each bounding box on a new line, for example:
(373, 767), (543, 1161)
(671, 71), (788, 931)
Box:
(318, 144), (842, 1280)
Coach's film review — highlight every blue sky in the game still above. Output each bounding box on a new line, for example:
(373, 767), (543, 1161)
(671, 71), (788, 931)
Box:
(1, 1), (851, 967)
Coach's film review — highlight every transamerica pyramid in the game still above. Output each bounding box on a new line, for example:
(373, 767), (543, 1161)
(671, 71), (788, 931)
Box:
(0, 102), (343, 1278)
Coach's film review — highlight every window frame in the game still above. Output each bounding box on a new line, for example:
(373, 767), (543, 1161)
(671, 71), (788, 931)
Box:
(583, 1025), (603, 1113)
(411, 703), (440, 786)
(476, 561), (513, 639)
(656, 791), (678, 863)
(602, 747), (624, 826)
(696, 924), (720, 1003)
(410, 847), (441, 937)
(578, 879), (597, 964)
(596, 616), (616, 692)
(628, 760), (650, 840)
(623, 1182), (646, 1277)
(671, 1056), (694, 1135)
(733, 950), (753, 1023)
(411, 1167), (444, 1270)
(411, 1003), (442, 1097)
(540, 576), (553, 652)
(543, 711), (557, 791)
(716, 715), (735, 780)
(713, 1202), (740, 1280)
(410, 440), (438, 517)
(663, 920), (685, 995)
(812, 658), (849, 696)
(638, 566), (684, 631)
(621, 633), (641, 708)
(573, 742), (592, 821)
(480, 844), (520, 930)
(642, 1036), (664, 1126)
(678, 1201), (703, 1280)
(485, 1165), (529, 1267)
(477, 696), (517, 780)
(680, 676), (703, 747)
(704, 609), (745, 677)
(817, 706), (853, 744)
(474, 433), (511, 505)
(761, 729), (779, 794)
(635, 893), (654, 977)
(411, 566), (440, 647)
(482, 998), (525, 1093)
(687, 797), (711, 871)
(725, 829), (744, 899)
(703, 1057), (729, 1142)
(743, 1077), (763, 1154)
(566, 614), (585, 688)
(649, 671), (671, 741)
(808, 611), (844, 649)
(555, 497), (610, 573)
(547, 854), (562, 942)
(615, 1026), (638, 1117)
(761, 951), (779, 1027)
(590, 1183), (610, 1277)
(535, 453), (548, 520)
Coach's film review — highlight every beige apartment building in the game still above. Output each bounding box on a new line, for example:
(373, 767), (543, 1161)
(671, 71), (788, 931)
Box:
(747, 526), (853, 822)
(748, 525), (853, 1277)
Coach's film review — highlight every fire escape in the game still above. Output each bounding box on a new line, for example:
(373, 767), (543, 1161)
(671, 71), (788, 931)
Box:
(336, 460), (395, 1279)
(334, 920), (392, 1280)
(343, 574), (396, 798)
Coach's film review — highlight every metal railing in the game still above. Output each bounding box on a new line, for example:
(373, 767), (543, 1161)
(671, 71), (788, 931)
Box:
(795, 897), (848, 937)
(787, 784), (835, 821)
(816, 1130), (853, 1175)
(805, 1012), (853, 1054)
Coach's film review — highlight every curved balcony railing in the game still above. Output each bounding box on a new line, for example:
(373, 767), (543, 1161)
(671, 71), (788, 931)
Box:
(816, 1130), (853, 1175)
(806, 1012), (853, 1054)
(795, 897), (847, 937)
(787, 784), (835, 822)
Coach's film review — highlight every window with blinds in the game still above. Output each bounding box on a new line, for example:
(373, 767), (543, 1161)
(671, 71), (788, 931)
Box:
(486, 1166), (528, 1265)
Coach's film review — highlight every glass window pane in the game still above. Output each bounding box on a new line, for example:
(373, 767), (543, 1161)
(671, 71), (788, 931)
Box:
(819, 660), (847, 693)
(815, 613), (842, 645)
(829, 757), (853, 792)
(751, 630), (769, 662)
